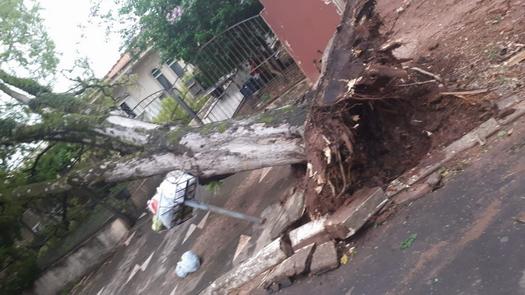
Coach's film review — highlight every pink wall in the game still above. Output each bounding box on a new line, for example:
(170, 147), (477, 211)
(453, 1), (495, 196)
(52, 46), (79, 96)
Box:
(260, 0), (341, 84)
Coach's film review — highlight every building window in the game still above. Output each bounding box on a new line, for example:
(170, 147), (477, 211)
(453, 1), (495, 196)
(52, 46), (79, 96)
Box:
(120, 102), (137, 118)
(168, 60), (185, 77)
(151, 68), (173, 90)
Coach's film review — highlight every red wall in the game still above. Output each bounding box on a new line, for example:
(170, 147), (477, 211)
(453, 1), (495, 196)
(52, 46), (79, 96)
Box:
(260, 0), (341, 84)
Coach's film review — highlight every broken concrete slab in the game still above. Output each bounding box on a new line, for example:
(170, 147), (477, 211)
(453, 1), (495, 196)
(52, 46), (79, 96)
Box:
(235, 269), (271, 295)
(269, 189), (305, 239)
(425, 171), (442, 188)
(254, 189), (306, 252)
(499, 100), (525, 126)
(444, 118), (500, 158)
(515, 212), (525, 224)
(233, 235), (252, 266)
(496, 94), (522, 110)
(201, 238), (289, 295)
(393, 171), (442, 205)
(263, 243), (315, 288)
(310, 241), (338, 275)
(289, 217), (328, 250)
(326, 187), (388, 239)
(393, 183), (432, 205)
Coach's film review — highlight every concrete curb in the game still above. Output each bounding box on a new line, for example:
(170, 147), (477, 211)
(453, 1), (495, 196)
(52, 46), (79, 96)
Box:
(326, 187), (388, 239)
(200, 238), (289, 295)
(387, 96), (525, 201)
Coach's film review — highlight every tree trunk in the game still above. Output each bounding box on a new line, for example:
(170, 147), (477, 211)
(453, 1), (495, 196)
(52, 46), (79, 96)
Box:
(4, 105), (308, 200)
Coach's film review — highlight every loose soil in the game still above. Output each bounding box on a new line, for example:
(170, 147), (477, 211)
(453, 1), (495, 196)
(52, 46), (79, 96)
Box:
(303, 0), (525, 217)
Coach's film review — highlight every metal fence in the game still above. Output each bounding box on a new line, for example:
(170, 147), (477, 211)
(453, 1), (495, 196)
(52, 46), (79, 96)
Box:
(331, 0), (346, 15)
(134, 15), (304, 124)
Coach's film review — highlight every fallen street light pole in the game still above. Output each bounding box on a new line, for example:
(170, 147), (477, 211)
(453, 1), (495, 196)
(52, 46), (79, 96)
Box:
(150, 171), (265, 230)
(183, 199), (264, 224)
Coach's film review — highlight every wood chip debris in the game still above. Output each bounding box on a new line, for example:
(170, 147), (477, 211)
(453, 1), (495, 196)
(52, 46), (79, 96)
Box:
(440, 89), (489, 99)
(409, 67), (442, 82)
(504, 50), (525, 67)
(323, 146), (332, 164)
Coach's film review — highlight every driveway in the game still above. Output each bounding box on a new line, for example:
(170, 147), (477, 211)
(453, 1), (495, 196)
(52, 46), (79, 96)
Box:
(72, 165), (300, 295)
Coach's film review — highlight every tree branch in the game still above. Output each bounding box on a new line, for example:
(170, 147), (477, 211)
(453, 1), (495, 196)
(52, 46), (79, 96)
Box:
(0, 69), (51, 97)
(27, 143), (56, 177)
(0, 114), (151, 154)
(0, 81), (31, 104)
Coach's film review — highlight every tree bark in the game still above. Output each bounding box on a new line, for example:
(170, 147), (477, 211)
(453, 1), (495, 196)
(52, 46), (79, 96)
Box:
(3, 105), (308, 200)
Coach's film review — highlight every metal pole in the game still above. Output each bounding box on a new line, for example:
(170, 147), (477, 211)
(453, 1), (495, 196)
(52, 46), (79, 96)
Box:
(183, 199), (263, 224)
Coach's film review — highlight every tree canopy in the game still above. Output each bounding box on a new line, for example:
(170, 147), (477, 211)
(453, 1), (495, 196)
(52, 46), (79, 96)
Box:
(0, 0), (58, 78)
(112, 0), (262, 62)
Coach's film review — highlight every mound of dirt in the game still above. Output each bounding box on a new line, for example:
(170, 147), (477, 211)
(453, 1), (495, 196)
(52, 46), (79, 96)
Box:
(302, 0), (494, 217)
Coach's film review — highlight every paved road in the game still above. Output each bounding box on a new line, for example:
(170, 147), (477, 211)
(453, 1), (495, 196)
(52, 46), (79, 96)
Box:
(72, 165), (300, 295)
(281, 119), (525, 294)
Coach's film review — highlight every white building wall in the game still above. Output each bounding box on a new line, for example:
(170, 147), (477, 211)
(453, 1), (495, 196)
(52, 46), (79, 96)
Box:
(118, 51), (188, 121)
(115, 51), (246, 123)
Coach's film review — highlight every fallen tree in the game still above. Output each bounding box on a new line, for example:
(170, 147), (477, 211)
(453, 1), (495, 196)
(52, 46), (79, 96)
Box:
(3, 104), (306, 199)
(3, 0), (465, 216)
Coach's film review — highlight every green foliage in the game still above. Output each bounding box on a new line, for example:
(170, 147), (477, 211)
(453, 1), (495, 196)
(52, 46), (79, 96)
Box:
(0, 0), (58, 78)
(101, 0), (262, 85)
(0, 189), (24, 248)
(0, 70), (52, 96)
(0, 248), (39, 295)
(205, 180), (223, 194)
(30, 144), (82, 182)
(115, 0), (261, 56)
(153, 88), (209, 125)
(400, 233), (417, 250)
(0, 141), (89, 291)
(29, 92), (98, 114)
(0, 3), (132, 292)
(0, 117), (17, 138)
(0, 170), (39, 294)
(36, 206), (114, 268)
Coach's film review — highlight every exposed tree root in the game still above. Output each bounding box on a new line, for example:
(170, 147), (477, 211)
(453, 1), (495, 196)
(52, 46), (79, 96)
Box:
(302, 0), (492, 217)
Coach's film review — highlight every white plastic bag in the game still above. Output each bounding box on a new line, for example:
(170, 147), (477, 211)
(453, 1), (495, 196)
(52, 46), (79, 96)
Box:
(175, 251), (201, 278)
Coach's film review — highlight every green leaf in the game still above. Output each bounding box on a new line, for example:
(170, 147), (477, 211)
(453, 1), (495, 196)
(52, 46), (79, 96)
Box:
(400, 233), (417, 250)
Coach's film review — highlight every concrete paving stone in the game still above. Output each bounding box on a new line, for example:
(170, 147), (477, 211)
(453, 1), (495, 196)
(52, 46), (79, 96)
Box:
(280, 114), (525, 294)
(289, 217), (328, 250)
(499, 100), (525, 125)
(326, 187), (387, 239)
(255, 203), (284, 252)
(444, 118), (500, 158)
(391, 171), (442, 205)
(256, 190), (306, 251)
(425, 171), (442, 188)
(263, 243), (315, 287)
(310, 241), (339, 275)
(183, 223), (197, 244)
(393, 183), (432, 205)
(269, 189), (305, 239)
(496, 94), (522, 110)
(233, 235), (252, 265)
(515, 211), (525, 223)
(236, 269), (272, 295)
(201, 238), (289, 294)
(197, 212), (210, 229)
